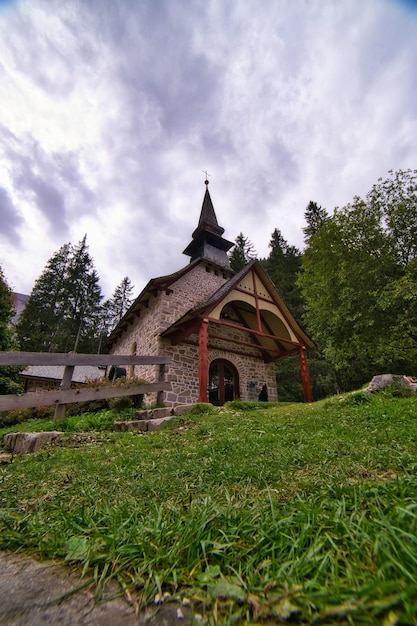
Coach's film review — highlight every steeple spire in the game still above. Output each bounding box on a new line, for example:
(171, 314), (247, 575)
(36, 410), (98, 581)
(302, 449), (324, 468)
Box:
(183, 180), (234, 269)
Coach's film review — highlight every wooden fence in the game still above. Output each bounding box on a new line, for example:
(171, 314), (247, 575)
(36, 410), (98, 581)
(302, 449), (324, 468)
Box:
(0, 352), (171, 421)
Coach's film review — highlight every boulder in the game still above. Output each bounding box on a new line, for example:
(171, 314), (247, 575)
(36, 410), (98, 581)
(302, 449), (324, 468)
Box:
(3, 431), (63, 455)
(365, 374), (417, 393)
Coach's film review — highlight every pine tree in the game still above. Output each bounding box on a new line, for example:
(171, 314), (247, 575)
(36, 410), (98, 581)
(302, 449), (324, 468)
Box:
(109, 277), (134, 326)
(262, 228), (302, 318)
(303, 201), (328, 242)
(16, 237), (103, 353)
(229, 233), (257, 272)
(102, 276), (135, 338)
(16, 243), (72, 351)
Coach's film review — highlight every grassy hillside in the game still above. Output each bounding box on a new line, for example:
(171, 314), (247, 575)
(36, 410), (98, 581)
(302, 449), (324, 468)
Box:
(1, 390), (417, 624)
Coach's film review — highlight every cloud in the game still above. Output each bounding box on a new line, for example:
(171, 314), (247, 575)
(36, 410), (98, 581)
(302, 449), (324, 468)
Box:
(0, 186), (22, 243)
(0, 0), (416, 299)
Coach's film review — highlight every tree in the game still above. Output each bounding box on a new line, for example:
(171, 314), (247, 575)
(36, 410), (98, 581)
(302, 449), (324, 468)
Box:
(229, 233), (257, 272)
(16, 243), (72, 352)
(260, 228), (337, 401)
(16, 237), (103, 353)
(102, 276), (135, 338)
(62, 236), (103, 352)
(303, 201), (328, 242)
(261, 228), (303, 318)
(298, 169), (417, 391)
(0, 266), (22, 394)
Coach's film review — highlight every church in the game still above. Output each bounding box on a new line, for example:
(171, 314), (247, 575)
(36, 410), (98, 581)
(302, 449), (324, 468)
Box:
(107, 180), (314, 406)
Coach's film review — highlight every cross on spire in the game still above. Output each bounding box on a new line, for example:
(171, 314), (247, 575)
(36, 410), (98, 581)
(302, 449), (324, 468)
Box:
(202, 170), (210, 186)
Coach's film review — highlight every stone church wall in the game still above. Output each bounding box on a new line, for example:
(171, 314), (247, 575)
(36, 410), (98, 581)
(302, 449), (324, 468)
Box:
(159, 263), (229, 332)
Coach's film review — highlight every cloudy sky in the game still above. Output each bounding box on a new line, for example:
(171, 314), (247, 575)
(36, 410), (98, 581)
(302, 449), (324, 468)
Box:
(1, 0), (416, 299)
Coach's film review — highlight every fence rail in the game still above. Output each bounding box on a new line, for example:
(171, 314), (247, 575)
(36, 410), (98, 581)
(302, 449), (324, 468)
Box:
(0, 352), (171, 421)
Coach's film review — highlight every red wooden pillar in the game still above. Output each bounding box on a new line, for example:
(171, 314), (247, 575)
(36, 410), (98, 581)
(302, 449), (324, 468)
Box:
(299, 347), (312, 403)
(198, 318), (209, 402)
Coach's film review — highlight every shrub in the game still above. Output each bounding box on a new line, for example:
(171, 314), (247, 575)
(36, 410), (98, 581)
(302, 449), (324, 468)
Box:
(373, 382), (416, 399)
(109, 396), (134, 411)
(0, 405), (54, 427)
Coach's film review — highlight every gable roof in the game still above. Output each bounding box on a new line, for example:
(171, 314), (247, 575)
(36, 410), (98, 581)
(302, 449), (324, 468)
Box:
(161, 259), (314, 362)
(107, 258), (233, 348)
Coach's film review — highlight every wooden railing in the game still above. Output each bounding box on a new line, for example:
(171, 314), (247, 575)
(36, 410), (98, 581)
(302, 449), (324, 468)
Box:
(0, 352), (171, 421)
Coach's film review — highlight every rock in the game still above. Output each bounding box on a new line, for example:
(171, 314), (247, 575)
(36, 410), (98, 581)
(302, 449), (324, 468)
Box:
(116, 404), (193, 432)
(3, 431), (63, 455)
(114, 420), (147, 432)
(172, 404), (192, 416)
(147, 416), (175, 431)
(365, 374), (417, 393)
(135, 407), (173, 420)
(114, 416), (175, 432)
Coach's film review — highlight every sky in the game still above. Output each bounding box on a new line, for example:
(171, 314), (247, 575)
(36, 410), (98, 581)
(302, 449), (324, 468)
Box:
(1, 0), (416, 300)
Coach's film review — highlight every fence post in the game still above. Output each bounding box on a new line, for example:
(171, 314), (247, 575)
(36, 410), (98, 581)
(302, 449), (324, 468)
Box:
(157, 363), (166, 406)
(54, 365), (75, 422)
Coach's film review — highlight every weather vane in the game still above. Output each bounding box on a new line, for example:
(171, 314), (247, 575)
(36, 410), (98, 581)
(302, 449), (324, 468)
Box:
(202, 170), (210, 186)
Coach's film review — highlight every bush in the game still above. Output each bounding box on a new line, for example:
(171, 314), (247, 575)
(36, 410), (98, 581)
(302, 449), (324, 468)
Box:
(373, 382), (416, 399)
(62, 410), (117, 432)
(0, 405), (54, 428)
(109, 396), (134, 411)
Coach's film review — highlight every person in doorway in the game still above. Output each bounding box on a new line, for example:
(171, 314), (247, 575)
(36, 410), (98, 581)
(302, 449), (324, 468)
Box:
(258, 383), (268, 401)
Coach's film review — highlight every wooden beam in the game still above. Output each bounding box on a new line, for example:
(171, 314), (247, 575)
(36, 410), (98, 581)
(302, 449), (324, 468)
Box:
(0, 352), (171, 367)
(207, 318), (301, 347)
(299, 347), (312, 403)
(198, 320), (209, 402)
(169, 319), (201, 345)
(54, 364), (74, 422)
(0, 382), (171, 412)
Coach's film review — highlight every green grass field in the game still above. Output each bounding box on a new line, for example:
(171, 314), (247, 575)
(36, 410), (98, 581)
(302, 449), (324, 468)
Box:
(1, 389), (417, 624)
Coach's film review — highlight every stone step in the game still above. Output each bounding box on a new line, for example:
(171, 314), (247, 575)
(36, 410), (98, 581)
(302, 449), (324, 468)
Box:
(3, 405), (194, 454)
(114, 416), (175, 432)
(115, 404), (192, 432)
(135, 407), (174, 420)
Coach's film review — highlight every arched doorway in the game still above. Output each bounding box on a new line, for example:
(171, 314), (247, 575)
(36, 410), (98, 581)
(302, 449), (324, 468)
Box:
(208, 359), (239, 406)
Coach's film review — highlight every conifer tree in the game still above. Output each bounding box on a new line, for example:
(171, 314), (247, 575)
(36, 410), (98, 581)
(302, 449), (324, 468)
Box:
(303, 201), (328, 242)
(262, 228), (302, 318)
(102, 276), (134, 336)
(229, 233), (256, 272)
(16, 237), (103, 353)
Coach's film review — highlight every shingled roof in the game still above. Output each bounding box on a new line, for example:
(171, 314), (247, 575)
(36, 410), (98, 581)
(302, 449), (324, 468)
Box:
(182, 181), (234, 267)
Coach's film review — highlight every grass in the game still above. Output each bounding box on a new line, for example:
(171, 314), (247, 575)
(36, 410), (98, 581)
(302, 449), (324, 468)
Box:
(1, 392), (417, 624)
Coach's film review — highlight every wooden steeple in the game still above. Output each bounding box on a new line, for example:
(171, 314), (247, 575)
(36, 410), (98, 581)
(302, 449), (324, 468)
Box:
(182, 179), (234, 269)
